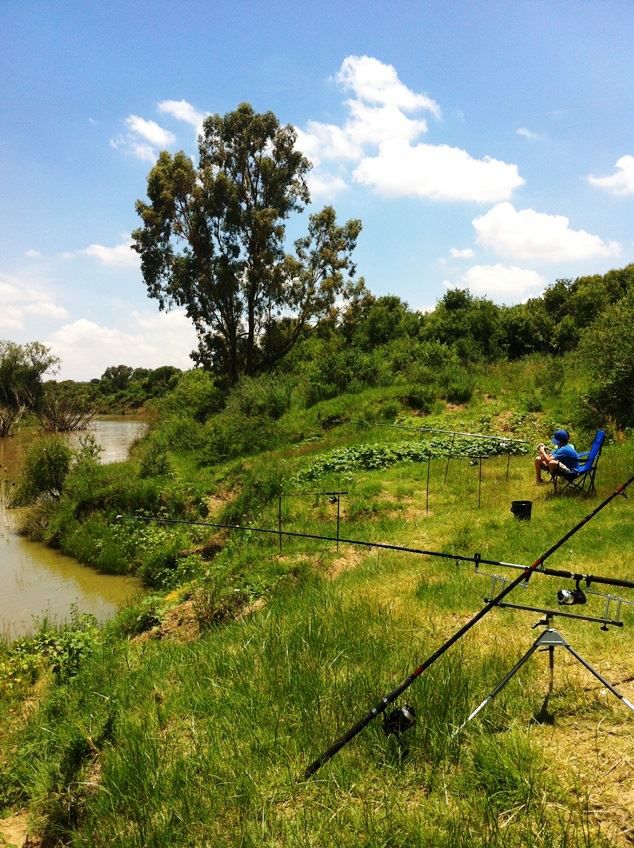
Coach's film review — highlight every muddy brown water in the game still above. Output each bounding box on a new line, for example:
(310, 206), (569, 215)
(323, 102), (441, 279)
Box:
(0, 418), (146, 639)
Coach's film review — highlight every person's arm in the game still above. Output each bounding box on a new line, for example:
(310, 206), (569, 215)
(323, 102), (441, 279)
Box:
(538, 443), (552, 462)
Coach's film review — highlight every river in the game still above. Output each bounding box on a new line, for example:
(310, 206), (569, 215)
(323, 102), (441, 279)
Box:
(0, 418), (146, 639)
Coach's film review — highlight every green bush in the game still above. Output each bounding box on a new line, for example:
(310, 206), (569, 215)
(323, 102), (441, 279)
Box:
(405, 386), (436, 412)
(225, 374), (293, 420)
(153, 369), (222, 421)
(11, 437), (73, 505)
(221, 463), (285, 524)
(578, 289), (634, 428)
(151, 414), (206, 452)
(10, 609), (99, 684)
(139, 437), (172, 478)
(200, 412), (280, 465)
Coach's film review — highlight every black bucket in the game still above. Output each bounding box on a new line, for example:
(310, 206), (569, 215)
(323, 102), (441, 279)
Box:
(511, 500), (532, 520)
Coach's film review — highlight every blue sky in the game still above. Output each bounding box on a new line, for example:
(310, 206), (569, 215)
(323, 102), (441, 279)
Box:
(1, 0), (633, 379)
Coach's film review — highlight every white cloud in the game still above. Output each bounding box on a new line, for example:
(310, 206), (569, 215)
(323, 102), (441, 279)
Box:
(0, 273), (69, 330)
(158, 99), (205, 131)
(516, 127), (540, 140)
(297, 55), (523, 204)
(444, 263), (545, 303)
(124, 115), (175, 147)
(80, 237), (140, 269)
(111, 114), (175, 162)
(25, 249), (41, 258)
(473, 202), (621, 262)
(23, 302), (69, 318)
(129, 141), (157, 162)
(336, 55), (440, 116)
(0, 305), (24, 330)
(354, 140), (524, 202)
(296, 123), (360, 165)
(588, 155), (634, 196)
(306, 171), (348, 198)
(47, 311), (198, 381)
(61, 237), (139, 269)
(450, 247), (475, 259)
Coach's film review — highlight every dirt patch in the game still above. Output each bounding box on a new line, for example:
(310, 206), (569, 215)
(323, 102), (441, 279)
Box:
(136, 599), (200, 643)
(238, 598), (266, 619)
(0, 811), (35, 847)
(326, 546), (365, 579)
(185, 531), (227, 560)
(495, 410), (515, 433)
(534, 716), (634, 847)
(205, 489), (237, 519)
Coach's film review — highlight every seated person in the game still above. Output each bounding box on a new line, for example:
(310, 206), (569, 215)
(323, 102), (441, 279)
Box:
(535, 429), (580, 484)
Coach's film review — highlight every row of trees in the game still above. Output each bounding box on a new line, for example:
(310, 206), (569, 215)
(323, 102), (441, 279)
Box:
(337, 264), (634, 363)
(132, 102), (633, 410)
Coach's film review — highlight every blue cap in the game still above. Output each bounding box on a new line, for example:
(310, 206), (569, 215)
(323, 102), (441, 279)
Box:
(552, 429), (569, 445)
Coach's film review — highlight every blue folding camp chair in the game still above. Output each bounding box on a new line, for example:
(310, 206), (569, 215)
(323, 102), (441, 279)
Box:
(552, 429), (606, 494)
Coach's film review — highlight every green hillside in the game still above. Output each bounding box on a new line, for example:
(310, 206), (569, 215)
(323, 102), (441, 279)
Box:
(1, 346), (633, 847)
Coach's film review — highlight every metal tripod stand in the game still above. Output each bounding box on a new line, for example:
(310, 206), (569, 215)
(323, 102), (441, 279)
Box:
(455, 624), (634, 735)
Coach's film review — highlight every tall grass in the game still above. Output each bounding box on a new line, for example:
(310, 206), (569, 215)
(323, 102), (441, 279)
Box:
(1, 359), (631, 846)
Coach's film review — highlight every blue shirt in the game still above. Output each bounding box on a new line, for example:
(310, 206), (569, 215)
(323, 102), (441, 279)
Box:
(553, 443), (580, 471)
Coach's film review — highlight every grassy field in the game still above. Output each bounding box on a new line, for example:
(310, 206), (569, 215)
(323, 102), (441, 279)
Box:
(0, 360), (632, 847)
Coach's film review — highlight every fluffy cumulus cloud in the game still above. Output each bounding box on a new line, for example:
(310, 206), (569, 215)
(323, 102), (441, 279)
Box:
(473, 202), (621, 262)
(124, 116), (175, 147)
(81, 237), (139, 269)
(112, 100), (205, 161)
(111, 114), (175, 162)
(336, 55), (441, 116)
(306, 171), (348, 198)
(588, 155), (634, 196)
(444, 263), (545, 303)
(297, 55), (523, 203)
(0, 273), (69, 330)
(61, 237), (140, 269)
(158, 99), (206, 131)
(354, 141), (523, 202)
(47, 310), (198, 381)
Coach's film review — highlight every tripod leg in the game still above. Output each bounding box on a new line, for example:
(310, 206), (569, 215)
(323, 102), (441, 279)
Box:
(564, 646), (634, 712)
(453, 642), (541, 736)
(534, 645), (555, 723)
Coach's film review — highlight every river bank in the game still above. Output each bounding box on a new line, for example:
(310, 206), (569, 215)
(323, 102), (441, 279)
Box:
(0, 417), (146, 638)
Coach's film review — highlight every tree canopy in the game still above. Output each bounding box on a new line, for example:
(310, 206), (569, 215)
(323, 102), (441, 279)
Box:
(133, 102), (363, 384)
(0, 341), (59, 435)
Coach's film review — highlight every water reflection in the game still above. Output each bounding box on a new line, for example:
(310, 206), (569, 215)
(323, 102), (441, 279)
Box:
(0, 418), (145, 639)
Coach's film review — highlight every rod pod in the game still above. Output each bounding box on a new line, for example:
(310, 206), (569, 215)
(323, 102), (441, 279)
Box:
(453, 627), (634, 737)
(303, 476), (633, 778)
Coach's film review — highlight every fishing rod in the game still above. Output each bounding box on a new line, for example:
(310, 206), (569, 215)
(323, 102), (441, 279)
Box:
(302, 475), (634, 778)
(121, 514), (634, 592)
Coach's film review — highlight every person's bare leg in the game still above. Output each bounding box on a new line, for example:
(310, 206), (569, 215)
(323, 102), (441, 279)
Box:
(547, 459), (561, 477)
(535, 456), (546, 483)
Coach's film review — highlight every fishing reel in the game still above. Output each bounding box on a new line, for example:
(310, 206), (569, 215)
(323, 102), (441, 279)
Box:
(383, 704), (416, 736)
(557, 579), (587, 606)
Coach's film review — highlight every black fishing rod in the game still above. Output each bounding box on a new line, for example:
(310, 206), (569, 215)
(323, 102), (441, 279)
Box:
(123, 514), (634, 592)
(303, 475), (634, 778)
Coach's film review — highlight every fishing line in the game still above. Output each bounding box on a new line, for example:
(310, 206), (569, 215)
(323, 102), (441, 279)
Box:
(122, 511), (634, 591)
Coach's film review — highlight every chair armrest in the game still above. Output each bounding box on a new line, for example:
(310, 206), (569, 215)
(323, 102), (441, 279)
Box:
(578, 451), (590, 459)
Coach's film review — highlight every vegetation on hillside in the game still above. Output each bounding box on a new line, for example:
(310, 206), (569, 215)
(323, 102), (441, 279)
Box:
(1, 209), (633, 846)
(1, 398), (632, 845)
